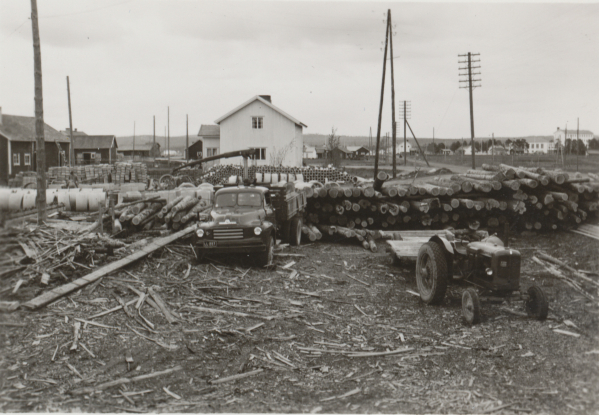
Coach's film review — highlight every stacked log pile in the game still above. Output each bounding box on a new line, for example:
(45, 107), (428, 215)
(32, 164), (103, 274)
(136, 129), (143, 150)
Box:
(187, 165), (357, 186)
(301, 164), (598, 248)
(113, 195), (211, 233)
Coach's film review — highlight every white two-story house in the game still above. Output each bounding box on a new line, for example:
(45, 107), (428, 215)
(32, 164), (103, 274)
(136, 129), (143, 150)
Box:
(214, 95), (307, 167)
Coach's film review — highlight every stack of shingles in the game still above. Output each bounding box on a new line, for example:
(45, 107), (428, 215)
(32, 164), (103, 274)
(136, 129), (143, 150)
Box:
(302, 164), (598, 248)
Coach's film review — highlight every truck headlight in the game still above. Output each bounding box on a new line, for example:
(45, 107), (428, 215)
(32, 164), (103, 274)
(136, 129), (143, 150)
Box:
(254, 227), (262, 236)
(196, 229), (204, 238)
(486, 267), (493, 276)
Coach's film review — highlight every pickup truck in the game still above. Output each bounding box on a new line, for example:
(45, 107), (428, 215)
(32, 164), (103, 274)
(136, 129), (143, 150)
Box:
(193, 183), (308, 266)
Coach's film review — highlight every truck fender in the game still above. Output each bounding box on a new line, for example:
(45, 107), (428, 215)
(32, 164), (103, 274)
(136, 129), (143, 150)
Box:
(429, 235), (454, 255)
(263, 221), (276, 239)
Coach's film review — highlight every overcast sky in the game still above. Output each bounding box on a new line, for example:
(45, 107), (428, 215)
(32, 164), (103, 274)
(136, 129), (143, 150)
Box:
(1, 1), (598, 140)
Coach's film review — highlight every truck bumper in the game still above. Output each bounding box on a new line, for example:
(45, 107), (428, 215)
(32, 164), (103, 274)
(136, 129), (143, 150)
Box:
(194, 236), (268, 255)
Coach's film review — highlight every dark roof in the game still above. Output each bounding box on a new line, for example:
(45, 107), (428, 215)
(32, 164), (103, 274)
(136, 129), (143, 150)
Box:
(73, 135), (117, 150)
(0, 114), (70, 143)
(118, 142), (158, 152)
(198, 124), (220, 137)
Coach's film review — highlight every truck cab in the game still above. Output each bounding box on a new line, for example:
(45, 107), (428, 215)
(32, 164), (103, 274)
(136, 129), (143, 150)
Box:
(193, 186), (277, 266)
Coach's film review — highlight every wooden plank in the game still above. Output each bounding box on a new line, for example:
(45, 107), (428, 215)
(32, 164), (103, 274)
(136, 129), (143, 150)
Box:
(393, 230), (452, 239)
(387, 239), (429, 259)
(20, 226), (197, 310)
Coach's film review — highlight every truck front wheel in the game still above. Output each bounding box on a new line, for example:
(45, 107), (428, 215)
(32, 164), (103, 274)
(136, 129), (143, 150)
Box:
(257, 235), (274, 267)
(290, 217), (302, 246)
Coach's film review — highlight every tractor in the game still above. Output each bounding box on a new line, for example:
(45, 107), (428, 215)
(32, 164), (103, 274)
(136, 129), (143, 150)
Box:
(415, 233), (548, 324)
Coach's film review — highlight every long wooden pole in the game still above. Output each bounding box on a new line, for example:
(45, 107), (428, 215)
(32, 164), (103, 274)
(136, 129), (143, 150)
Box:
(374, 10), (391, 178)
(186, 114), (189, 161)
(66, 76), (74, 167)
(133, 121), (135, 160)
(405, 120), (430, 167)
(153, 115), (156, 161)
(389, 11), (397, 178)
(31, 0), (46, 223)
(167, 106), (170, 167)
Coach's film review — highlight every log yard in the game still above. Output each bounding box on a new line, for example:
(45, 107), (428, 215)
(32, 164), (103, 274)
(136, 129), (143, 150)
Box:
(1, 1), (598, 414)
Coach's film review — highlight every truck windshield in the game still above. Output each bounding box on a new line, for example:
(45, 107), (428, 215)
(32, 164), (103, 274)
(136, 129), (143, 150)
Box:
(215, 192), (262, 208)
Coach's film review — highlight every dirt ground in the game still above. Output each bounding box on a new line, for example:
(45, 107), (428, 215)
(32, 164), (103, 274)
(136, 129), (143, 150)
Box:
(1, 231), (598, 414)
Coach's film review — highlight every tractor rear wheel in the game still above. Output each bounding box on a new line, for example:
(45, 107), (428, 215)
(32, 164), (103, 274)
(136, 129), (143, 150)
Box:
(415, 242), (449, 305)
(289, 216), (303, 246)
(525, 285), (548, 320)
(462, 288), (481, 325)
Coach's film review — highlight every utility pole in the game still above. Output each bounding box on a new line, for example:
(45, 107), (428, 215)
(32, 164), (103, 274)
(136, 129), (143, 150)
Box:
(186, 114), (189, 161)
(576, 118), (579, 171)
(388, 10), (397, 178)
(492, 132), (495, 163)
(153, 115), (156, 161)
(30, 0), (46, 223)
(399, 100), (411, 164)
(133, 121), (136, 160)
(167, 106), (170, 166)
(374, 10), (391, 178)
(459, 52), (481, 169)
(66, 76), (75, 167)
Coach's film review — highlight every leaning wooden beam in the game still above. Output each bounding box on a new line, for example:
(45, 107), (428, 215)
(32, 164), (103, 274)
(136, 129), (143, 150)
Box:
(21, 226), (197, 310)
(71, 366), (183, 395)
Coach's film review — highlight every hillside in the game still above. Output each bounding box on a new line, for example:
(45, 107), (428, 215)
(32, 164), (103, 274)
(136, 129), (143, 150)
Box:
(116, 135), (201, 151)
(303, 133), (554, 149)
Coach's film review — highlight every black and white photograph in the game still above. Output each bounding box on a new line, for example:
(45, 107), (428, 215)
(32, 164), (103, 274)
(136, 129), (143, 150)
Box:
(0, 0), (598, 413)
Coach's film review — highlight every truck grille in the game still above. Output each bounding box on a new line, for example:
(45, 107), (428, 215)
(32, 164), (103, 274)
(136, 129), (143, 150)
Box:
(213, 229), (244, 240)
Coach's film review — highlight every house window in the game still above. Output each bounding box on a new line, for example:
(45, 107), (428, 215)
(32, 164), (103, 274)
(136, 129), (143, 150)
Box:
(252, 117), (263, 129)
(206, 148), (218, 157)
(197, 151), (202, 158)
(13, 153), (20, 165)
(24, 153), (31, 166)
(91, 153), (96, 159)
(252, 148), (266, 160)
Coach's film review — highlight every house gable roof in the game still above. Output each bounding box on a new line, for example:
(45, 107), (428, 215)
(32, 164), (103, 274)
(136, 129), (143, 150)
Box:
(198, 124), (220, 137)
(118, 142), (157, 152)
(73, 135), (117, 150)
(346, 146), (369, 153)
(0, 114), (69, 143)
(556, 128), (593, 135)
(214, 96), (307, 128)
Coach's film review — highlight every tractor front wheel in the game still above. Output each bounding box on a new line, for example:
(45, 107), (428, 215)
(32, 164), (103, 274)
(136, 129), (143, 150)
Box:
(525, 285), (548, 321)
(462, 288), (481, 325)
(415, 242), (449, 305)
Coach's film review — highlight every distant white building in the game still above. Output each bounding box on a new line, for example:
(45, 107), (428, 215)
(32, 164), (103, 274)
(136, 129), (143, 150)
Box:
(303, 145), (317, 159)
(214, 95), (307, 167)
(554, 127), (594, 146)
(395, 142), (412, 155)
(526, 137), (555, 154)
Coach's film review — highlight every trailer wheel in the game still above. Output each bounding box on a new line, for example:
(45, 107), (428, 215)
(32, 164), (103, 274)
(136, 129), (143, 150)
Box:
(415, 242), (449, 305)
(525, 285), (548, 321)
(257, 235), (274, 267)
(462, 288), (481, 325)
(290, 216), (302, 246)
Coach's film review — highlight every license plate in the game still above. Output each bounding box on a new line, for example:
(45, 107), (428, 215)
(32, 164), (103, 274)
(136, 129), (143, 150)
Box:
(203, 241), (217, 248)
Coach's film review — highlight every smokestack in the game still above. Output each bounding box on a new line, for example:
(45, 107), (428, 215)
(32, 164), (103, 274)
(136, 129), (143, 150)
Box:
(259, 95), (271, 103)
